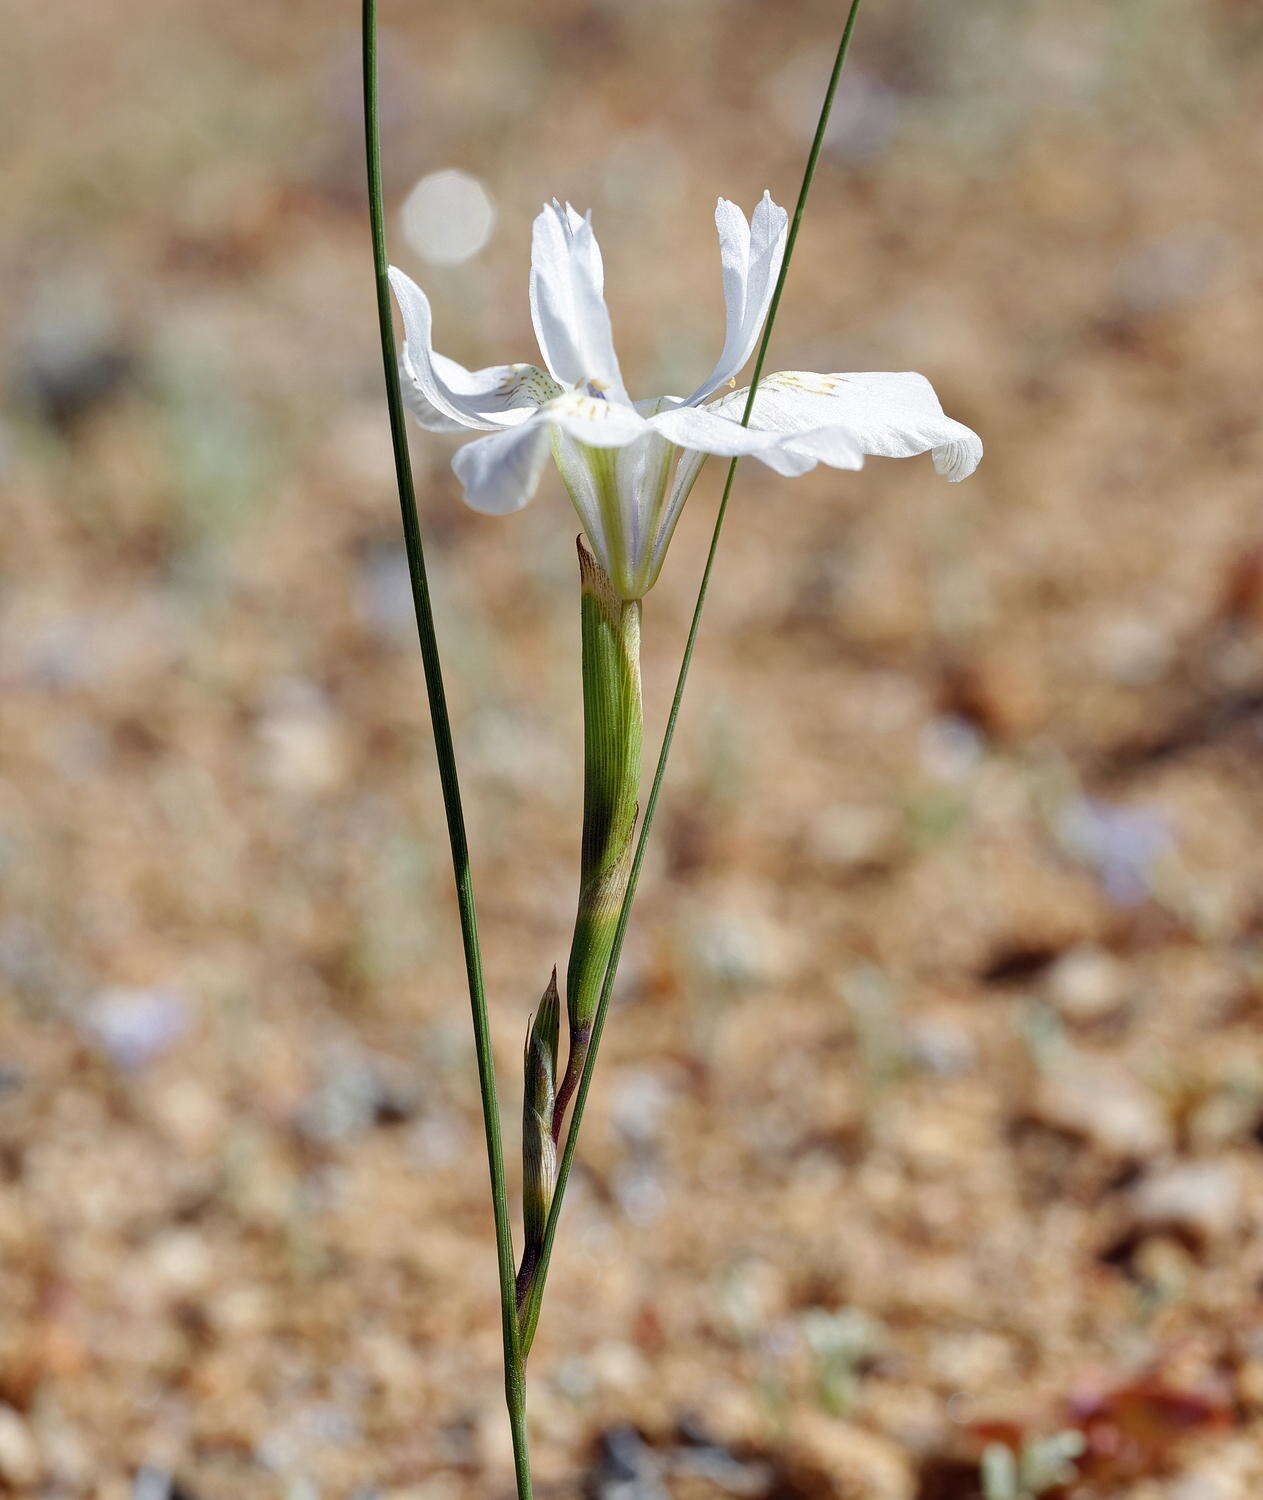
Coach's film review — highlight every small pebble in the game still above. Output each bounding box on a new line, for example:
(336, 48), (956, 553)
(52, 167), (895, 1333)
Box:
(257, 679), (346, 795)
(1130, 1161), (1241, 1247)
(0, 1404), (40, 1487)
(79, 988), (191, 1070)
(908, 1019), (977, 1076)
(789, 1412), (912, 1498)
(810, 802), (903, 874)
(295, 1053), (418, 1145)
(1045, 946), (1130, 1024)
(692, 911), (780, 989)
(1034, 1057), (1172, 1159)
(609, 1068), (674, 1148)
(132, 1471), (173, 1500)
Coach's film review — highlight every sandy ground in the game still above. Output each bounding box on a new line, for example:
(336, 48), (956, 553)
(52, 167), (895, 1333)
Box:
(3, 1), (1263, 1495)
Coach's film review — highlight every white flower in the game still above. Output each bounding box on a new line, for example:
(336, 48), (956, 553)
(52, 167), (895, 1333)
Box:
(390, 194), (981, 599)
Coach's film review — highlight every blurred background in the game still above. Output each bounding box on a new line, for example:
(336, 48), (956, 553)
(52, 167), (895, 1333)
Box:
(3, 1), (1263, 1496)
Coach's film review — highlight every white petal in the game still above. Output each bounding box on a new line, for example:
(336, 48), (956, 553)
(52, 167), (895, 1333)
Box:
(684, 192), (789, 406)
(549, 427), (605, 549)
(389, 266), (544, 432)
(749, 442), (829, 478)
(648, 402), (796, 459)
(723, 370), (983, 481)
(767, 426), (865, 472)
(549, 425), (663, 596)
(635, 407), (815, 591)
(650, 401), (824, 476)
(560, 200), (601, 288)
(540, 391), (648, 448)
(451, 419), (552, 515)
(405, 352), (562, 434)
(653, 444), (708, 548)
(528, 202), (629, 402)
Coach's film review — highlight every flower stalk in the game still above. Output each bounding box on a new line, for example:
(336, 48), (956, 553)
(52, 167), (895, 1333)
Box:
(361, 4), (531, 1496)
(554, 539), (643, 1133)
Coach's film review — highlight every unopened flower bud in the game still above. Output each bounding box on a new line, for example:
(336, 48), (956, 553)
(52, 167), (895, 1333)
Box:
(517, 969), (559, 1309)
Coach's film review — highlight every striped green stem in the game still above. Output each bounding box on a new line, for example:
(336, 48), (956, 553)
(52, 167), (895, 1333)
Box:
(553, 539), (643, 1133)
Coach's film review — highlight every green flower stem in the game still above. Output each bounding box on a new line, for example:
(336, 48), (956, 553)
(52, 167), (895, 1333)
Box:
(361, 5), (531, 1496)
(519, 0), (865, 1360)
(554, 539), (644, 1133)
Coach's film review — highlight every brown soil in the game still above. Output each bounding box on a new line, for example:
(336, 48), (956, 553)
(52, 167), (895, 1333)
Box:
(3, 2), (1263, 1496)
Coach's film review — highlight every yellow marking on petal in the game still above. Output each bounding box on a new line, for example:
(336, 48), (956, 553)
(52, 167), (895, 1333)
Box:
(549, 393), (612, 422)
(765, 371), (850, 396)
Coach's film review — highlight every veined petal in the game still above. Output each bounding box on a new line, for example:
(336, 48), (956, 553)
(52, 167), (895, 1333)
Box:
(549, 427), (606, 553)
(545, 398), (683, 598)
(550, 424), (653, 595)
(389, 266), (549, 432)
(529, 201), (629, 402)
(684, 192), (789, 406)
(451, 418), (552, 515)
(405, 352), (563, 434)
(720, 370), (983, 481)
(541, 393), (654, 595)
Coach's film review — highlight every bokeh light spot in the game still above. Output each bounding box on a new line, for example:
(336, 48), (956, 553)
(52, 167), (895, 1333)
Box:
(400, 169), (496, 266)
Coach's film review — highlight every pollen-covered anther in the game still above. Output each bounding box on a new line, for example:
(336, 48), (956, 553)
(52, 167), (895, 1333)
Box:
(550, 393), (612, 421)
